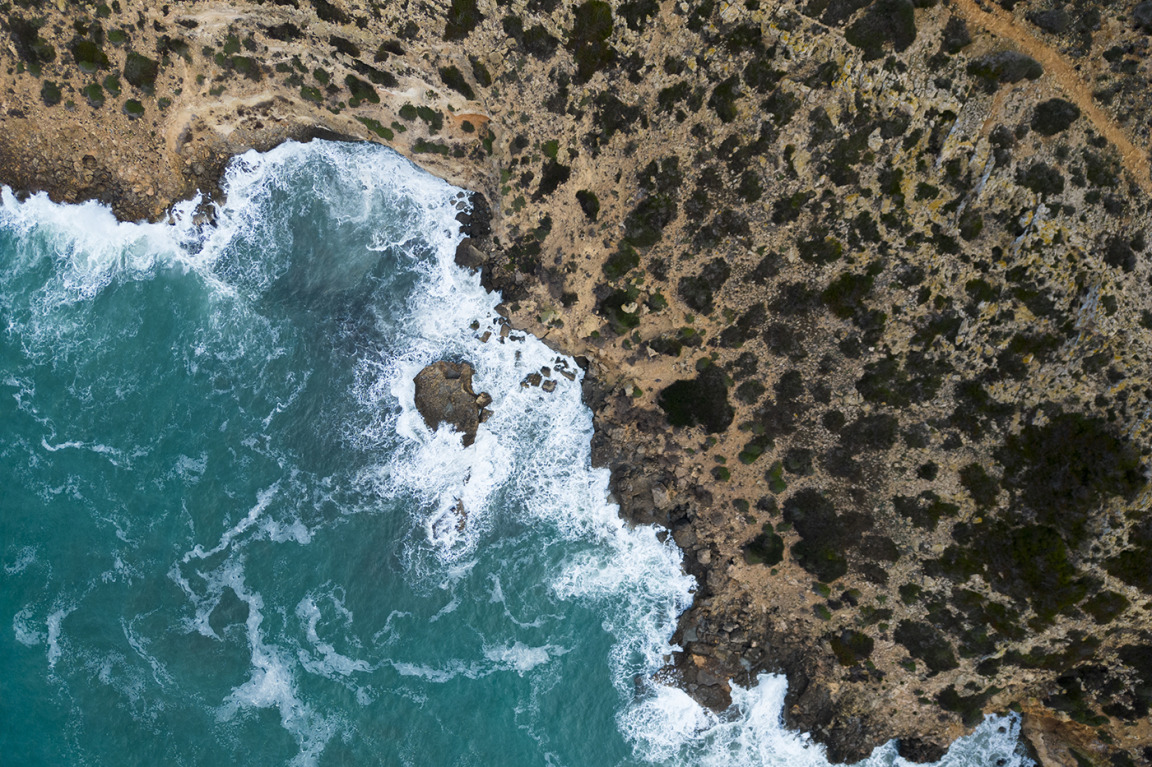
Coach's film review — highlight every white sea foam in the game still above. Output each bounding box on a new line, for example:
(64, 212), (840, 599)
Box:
(4, 545), (38, 575)
(483, 642), (568, 676)
(45, 603), (75, 669)
(13, 605), (43, 646)
(212, 560), (343, 767)
(183, 482), (280, 563)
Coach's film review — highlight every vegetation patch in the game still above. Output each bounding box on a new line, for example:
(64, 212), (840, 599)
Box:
(124, 52), (159, 93)
(69, 37), (109, 73)
(967, 51), (1043, 89)
(444, 0), (483, 40)
(830, 629), (874, 666)
(576, 189), (599, 221)
(568, 0), (615, 82)
(895, 620), (958, 673)
(40, 80), (62, 106)
(782, 488), (872, 583)
(678, 258), (731, 314)
(844, 0), (917, 60)
(345, 75), (379, 105)
(657, 365), (733, 433)
(1031, 98), (1080, 136)
(744, 524), (785, 566)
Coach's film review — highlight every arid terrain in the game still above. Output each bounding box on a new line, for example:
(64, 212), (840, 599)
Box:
(3, 0), (1152, 764)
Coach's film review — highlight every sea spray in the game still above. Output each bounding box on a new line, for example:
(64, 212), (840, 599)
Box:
(0, 140), (1031, 766)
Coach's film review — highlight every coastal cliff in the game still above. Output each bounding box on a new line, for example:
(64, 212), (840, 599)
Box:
(3, 0), (1152, 763)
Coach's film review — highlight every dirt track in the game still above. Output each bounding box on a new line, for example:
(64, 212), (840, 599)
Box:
(952, 0), (1152, 192)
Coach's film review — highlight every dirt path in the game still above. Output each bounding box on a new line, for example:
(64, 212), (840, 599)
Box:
(951, 0), (1152, 192)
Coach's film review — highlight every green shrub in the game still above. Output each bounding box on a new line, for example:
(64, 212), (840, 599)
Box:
(345, 74), (379, 105)
(82, 82), (105, 107)
(438, 66), (475, 99)
(830, 630), (874, 666)
(40, 80), (62, 106)
(356, 116), (394, 140)
(895, 620), (958, 673)
(657, 365), (733, 433)
(1031, 98), (1080, 136)
(69, 38), (110, 72)
(123, 51), (159, 93)
(576, 189), (600, 220)
(122, 98), (145, 117)
(444, 0), (484, 41)
(967, 51), (1043, 89)
(845, 0), (917, 60)
(567, 0), (615, 82)
(744, 526), (784, 566)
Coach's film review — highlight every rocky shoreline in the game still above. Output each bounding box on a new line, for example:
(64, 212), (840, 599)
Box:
(5, 0), (1152, 764)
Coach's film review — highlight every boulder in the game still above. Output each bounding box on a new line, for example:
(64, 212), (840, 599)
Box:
(413, 360), (490, 446)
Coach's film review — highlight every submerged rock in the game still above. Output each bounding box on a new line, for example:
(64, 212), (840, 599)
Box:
(413, 360), (489, 446)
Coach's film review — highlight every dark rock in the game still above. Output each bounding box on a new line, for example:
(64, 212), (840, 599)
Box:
(454, 238), (485, 270)
(896, 737), (948, 763)
(413, 361), (486, 446)
(457, 192), (491, 239)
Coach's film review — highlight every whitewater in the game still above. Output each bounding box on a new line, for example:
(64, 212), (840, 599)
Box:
(0, 139), (1030, 766)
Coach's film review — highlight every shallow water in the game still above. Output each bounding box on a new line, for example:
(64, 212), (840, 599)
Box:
(0, 140), (1031, 766)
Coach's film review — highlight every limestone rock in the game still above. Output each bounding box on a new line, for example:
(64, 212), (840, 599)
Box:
(413, 360), (489, 447)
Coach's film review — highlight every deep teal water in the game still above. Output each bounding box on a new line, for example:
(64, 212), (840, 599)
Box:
(1, 141), (1031, 766)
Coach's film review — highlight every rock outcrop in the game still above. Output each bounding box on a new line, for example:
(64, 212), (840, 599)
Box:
(413, 361), (490, 446)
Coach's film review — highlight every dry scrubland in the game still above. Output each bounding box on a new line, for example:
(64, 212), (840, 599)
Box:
(3, 0), (1152, 763)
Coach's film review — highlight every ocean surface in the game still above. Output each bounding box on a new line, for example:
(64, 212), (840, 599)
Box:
(1, 140), (1031, 766)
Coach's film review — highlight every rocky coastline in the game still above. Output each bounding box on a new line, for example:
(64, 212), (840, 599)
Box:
(4, 0), (1152, 764)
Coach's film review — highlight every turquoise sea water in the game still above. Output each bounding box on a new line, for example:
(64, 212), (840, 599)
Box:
(1, 140), (1031, 766)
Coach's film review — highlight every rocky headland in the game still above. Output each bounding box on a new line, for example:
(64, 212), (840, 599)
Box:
(3, 0), (1152, 764)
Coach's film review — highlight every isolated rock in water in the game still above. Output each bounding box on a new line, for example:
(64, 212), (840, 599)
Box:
(413, 360), (488, 446)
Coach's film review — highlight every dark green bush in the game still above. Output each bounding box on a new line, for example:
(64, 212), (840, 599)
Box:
(844, 0), (917, 60)
(69, 38), (110, 72)
(895, 620), (958, 673)
(575, 189), (600, 221)
(9, 15), (56, 67)
(1082, 590), (1129, 624)
(959, 463), (999, 507)
(708, 76), (741, 123)
(657, 365), (733, 433)
(1017, 162), (1064, 196)
(568, 0), (615, 82)
(438, 66), (475, 99)
(677, 258), (731, 314)
(744, 526), (784, 566)
(444, 0), (484, 41)
(830, 629), (874, 666)
(967, 51), (1043, 88)
(1031, 98), (1080, 136)
(345, 74), (379, 105)
(82, 82), (105, 107)
(40, 80), (62, 106)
